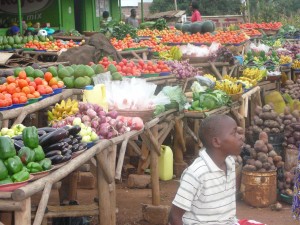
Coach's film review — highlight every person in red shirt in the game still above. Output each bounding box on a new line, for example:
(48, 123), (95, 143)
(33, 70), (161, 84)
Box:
(189, 1), (202, 22)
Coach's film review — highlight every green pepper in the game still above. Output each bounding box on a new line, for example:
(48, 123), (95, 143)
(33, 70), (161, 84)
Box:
(33, 145), (45, 161)
(22, 126), (39, 149)
(11, 169), (30, 182)
(0, 159), (8, 180)
(39, 158), (52, 171)
(5, 156), (23, 175)
(0, 177), (13, 185)
(27, 162), (43, 173)
(0, 136), (16, 160)
(18, 146), (35, 165)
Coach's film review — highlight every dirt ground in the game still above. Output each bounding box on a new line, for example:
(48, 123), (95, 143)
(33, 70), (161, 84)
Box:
(42, 178), (299, 225)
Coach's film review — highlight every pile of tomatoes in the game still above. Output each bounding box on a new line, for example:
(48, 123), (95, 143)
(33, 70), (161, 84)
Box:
(0, 71), (64, 108)
(137, 28), (182, 37)
(239, 22), (282, 30)
(242, 29), (262, 37)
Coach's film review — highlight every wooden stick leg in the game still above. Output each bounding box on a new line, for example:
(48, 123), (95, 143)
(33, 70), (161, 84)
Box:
(33, 183), (52, 225)
(14, 198), (31, 225)
(96, 151), (112, 225)
(137, 142), (149, 174)
(150, 126), (160, 206)
(59, 171), (79, 203)
(109, 145), (117, 224)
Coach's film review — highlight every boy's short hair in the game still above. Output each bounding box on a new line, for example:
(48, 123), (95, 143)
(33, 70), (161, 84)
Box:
(103, 11), (109, 19)
(199, 114), (232, 148)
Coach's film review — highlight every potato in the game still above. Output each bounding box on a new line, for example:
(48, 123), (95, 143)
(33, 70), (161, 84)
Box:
(284, 114), (294, 120)
(254, 118), (264, 126)
(271, 128), (280, 133)
(292, 110), (300, 119)
(249, 148), (257, 158)
(262, 162), (271, 170)
(264, 120), (280, 128)
(268, 150), (277, 157)
(267, 143), (273, 151)
(237, 155), (243, 164)
(270, 165), (276, 171)
(263, 127), (271, 133)
(246, 159), (256, 166)
(244, 144), (251, 151)
(283, 119), (292, 125)
(254, 140), (268, 153)
(276, 161), (284, 168)
(258, 168), (266, 172)
(257, 152), (268, 163)
(254, 160), (263, 169)
(273, 155), (282, 162)
(262, 104), (272, 112)
(243, 165), (256, 172)
(267, 157), (274, 165)
(259, 132), (268, 144)
(253, 125), (262, 133)
(255, 106), (263, 115)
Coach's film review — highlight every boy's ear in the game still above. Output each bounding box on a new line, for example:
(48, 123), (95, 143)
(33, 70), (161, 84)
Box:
(211, 137), (221, 148)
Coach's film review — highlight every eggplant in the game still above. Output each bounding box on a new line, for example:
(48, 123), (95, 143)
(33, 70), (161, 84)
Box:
(71, 138), (78, 145)
(71, 144), (80, 152)
(43, 142), (65, 152)
(14, 140), (24, 151)
(64, 150), (72, 156)
(61, 154), (72, 163)
(39, 129), (69, 147)
(60, 138), (72, 144)
(46, 150), (62, 158)
(12, 135), (22, 140)
(75, 135), (82, 142)
(62, 143), (69, 149)
(48, 154), (63, 164)
(37, 130), (47, 137)
(38, 127), (57, 133)
(61, 147), (71, 155)
(68, 125), (81, 136)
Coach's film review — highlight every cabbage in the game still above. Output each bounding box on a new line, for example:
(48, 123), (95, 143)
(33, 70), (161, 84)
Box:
(161, 86), (187, 111)
(154, 105), (165, 116)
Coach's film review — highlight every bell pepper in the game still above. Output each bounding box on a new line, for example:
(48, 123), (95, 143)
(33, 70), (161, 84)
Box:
(33, 145), (45, 161)
(18, 146), (35, 165)
(39, 158), (52, 171)
(0, 136), (16, 160)
(26, 162), (43, 173)
(11, 168), (30, 182)
(22, 126), (39, 149)
(5, 156), (23, 175)
(0, 159), (8, 180)
(0, 176), (13, 185)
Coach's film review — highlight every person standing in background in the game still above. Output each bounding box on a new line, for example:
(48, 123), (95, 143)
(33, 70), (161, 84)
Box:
(100, 11), (110, 27)
(126, 9), (139, 28)
(190, 1), (202, 22)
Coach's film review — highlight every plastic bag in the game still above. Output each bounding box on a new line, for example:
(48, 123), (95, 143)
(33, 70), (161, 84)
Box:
(250, 43), (270, 53)
(92, 71), (111, 85)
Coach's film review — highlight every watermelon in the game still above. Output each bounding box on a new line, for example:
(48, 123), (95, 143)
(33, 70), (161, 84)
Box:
(175, 23), (182, 30)
(190, 22), (203, 34)
(182, 22), (191, 33)
(201, 20), (215, 33)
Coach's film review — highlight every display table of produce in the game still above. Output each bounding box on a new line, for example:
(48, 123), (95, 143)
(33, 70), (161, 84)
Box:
(119, 48), (150, 61)
(0, 87), (184, 225)
(52, 35), (85, 41)
(22, 51), (60, 62)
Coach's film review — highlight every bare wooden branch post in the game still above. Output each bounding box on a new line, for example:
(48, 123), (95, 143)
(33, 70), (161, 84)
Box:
(14, 198), (31, 225)
(150, 125), (160, 206)
(174, 118), (186, 164)
(137, 142), (150, 174)
(33, 182), (52, 225)
(109, 145), (117, 225)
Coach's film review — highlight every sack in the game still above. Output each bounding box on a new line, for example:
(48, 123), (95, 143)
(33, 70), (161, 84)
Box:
(52, 201), (91, 225)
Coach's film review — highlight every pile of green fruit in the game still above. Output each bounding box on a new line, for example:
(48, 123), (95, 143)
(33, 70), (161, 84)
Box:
(0, 35), (54, 50)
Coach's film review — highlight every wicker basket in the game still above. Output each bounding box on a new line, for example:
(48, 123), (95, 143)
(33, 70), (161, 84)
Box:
(116, 108), (155, 122)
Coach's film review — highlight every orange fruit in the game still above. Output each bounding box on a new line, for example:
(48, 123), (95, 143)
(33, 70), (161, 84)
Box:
(18, 79), (28, 89)
(33, 91), (40, 98)
(22, 86), (30, 95)
(44, 72), (53, 82)
(6, 76), (15, 84)
(29, 86), (35, 94)
(57, 81), (64, 88)
(27, 94), (35, 99)
(18, 71), (27, 79)
(6, 84), (16, 94)
(49, 77), (58, 86)
(19, 96), (27, 103)
(45, 86), (53, 94)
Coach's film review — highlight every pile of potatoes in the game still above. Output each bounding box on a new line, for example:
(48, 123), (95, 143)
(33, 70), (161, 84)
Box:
(242, 132), (284, 172)
(249, 104), (284, 134)
(281, 107), (300, 150)
(281, 79), (300, 99)
(277, 166), (296, 197)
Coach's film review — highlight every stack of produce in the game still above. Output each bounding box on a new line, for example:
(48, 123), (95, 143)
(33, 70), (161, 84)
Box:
(249, 104), (284, 134)
(281, 107), (300, 150)
(0, 124), (26, 138)
(137, 27), (181, 37)
(24, 39), (81, 51)
(98, 58), (140, 77)
(17, 126), (51, 173)
(239, 22), (282, 30)
(242, 132), (284, 172)
(47, 99), (79, 122)
(0, 137), (30, 184)
(281, 79), (300, 99)
(279, 55), (292, 65)
(214, 80), (243, 95)
(281, 43), (300, 59)
(292, 60), (300, 70)
(166, 60), (199, 79)
(159, 46), (182, 61)
(242, 67), (266, 82)
(242, 29), (262, 37)
(278, 167), (295, 197)
(0, 35), (54, 50)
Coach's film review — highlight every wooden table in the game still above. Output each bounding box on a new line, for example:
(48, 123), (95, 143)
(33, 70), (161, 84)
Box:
(22, 51), (59, 62)
(119, 49), (150, 61)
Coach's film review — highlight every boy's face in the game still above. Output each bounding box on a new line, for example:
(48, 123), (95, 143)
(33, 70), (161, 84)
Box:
(218, 119), (243, 156)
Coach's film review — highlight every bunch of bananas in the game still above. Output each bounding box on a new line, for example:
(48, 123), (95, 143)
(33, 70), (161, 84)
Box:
(238, 77), (257, 88)
(292, 60), (300, 69)
(223, 75), (238, 82)
(203, 74), (217, 82)
(279, 55), (292, 65)
(242, 68), (266, 81)
(159, 46), (182, 60)
(273, 39), (282, 48)
(215, 80), (243, 95)
(48, 99), (79, 122)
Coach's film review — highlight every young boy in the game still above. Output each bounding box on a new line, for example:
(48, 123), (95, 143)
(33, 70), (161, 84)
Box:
(169, 115), (265, 225)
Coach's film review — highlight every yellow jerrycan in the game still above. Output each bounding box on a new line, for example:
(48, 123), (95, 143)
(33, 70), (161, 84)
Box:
(83, 84), (108, 112)
(159, 145), (173, 181)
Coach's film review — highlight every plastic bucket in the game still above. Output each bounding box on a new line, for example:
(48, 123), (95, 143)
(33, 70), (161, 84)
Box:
(158, 145), (173, 181)
(241, 170), (277, 207)
(284, 148), (298, 171)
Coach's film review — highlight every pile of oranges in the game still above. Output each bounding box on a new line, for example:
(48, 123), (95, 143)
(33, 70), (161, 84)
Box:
(0, 71), (64, 108)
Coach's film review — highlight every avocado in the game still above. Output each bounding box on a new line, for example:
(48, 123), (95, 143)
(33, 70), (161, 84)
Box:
(85, 65), (95, 77)
(65, 66), (75, 76)
(25, 66), (35, 77)
(58, 68), (71, 79)
(111, 72), (122, 81)
(94, 64), (105, 74)
(107, 64), (117, 73)
(47, 66), (58, 77)
(84, 76), (92, 86)
(74, 65), (86, 78)
(74, 77), (86, 89)
(63, 77), (74, 88)
(34, 69), (44, 78)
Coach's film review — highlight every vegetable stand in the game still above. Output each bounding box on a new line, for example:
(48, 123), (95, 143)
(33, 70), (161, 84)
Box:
(22, 51), (60, 62)
(119, 48), (151, 61)
(0, 88), (184, 225)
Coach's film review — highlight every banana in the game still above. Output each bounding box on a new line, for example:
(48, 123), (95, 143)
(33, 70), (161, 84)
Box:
(48, 98), (79, 122)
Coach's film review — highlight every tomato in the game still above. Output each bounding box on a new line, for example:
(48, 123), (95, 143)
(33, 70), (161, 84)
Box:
(49, 77), (58, 86)
(19, 96), (27, 103)
(33, 91), (40, 98)
(22, 86), (30, 95)
(57, 81), (64, 88)
(0, 100), (5, 108)
(12, 97), (19, 104)
(6, 76), (15, 84)
(44, 72), (53, 82)
(6, 84), (16, 94)
(27, 94), (35, 99)
(18, 71), (27, 79)
(29, 81), (37, 89)
(18, 79), (28, 89)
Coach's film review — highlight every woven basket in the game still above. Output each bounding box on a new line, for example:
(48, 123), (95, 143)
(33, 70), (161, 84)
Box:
(116, 108), (155, 122)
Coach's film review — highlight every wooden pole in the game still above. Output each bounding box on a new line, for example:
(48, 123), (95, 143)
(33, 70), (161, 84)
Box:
(108, 145), (117, 224)
(14, 198), (31, 225)
(33, 183), (52, 225)
(150, 125), (160, 206)
(97, 148), (112, 225)
(137, 142), (150, 174)
(17, 0), (22, 34)
(174, 0), (178, 11)
(115, 138), (130, 179)
(58, 0), (62, 30)
(141, 0), (144, 23)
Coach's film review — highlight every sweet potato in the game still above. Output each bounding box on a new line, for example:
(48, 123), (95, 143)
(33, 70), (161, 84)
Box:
(262, 162), (271, 170)
(243, 165), (256, 172)
(257, 152), (268, 163)
(267, 143), (273, 151)
(267, 157), (274, 165)
(254, 160), (263, 170)
(259, 132), (268, 144)
(268, 150), (277, 157)
(254, 140), (268, 153)
(273, 155), (282, 162)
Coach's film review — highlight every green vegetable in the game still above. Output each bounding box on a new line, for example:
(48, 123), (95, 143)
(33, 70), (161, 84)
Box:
(22, 126), (39, 149)
(18, 147), (35, 165)
(154, 105), (165, 116)
(191, 100), (200, 109)
(153, 19), (168, 31)
(27, 162), (43, 173)
(0, 159), (8, 180)
(39, 158), (52, 171)
(0, 177), (13, 185)
(161, 86), (187, 111)
(0, 136), (16, 160)
(5, 156), (23, 175)
(11, 169), (30, 182)
(33, 145), (45, 161)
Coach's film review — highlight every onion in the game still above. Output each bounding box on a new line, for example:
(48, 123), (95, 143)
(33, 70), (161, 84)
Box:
(91, 119), (99, 129)
(87, 108), (97, 119)
(106, 117), (112, 123)
(99, 111), (106, 117)
(116, 121), (123, 130)
(79, 102), (87, 112)
(82, 115), (91, 122)
(84, 121), (91, 127)
(131, 117), (144, 130)
(109, 119), (117, 127)
(107, 132), (113, 139)
(99, 123), (110, 136)
(107, 110), (118, 119)
(99, 116), (106, 124)
(118, 126), (126, 134)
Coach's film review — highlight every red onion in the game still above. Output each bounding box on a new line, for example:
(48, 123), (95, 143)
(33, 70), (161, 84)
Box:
(109, 119), (117, 127)
(86, 108), (97, 119)
(99, 111), (106, 117)
(99, 123), (110, 136)
(82, 115), (91, 122)
(131, 117), (144, 130)
(91, 119), (99, 129)
(107, 110), (118, 119)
